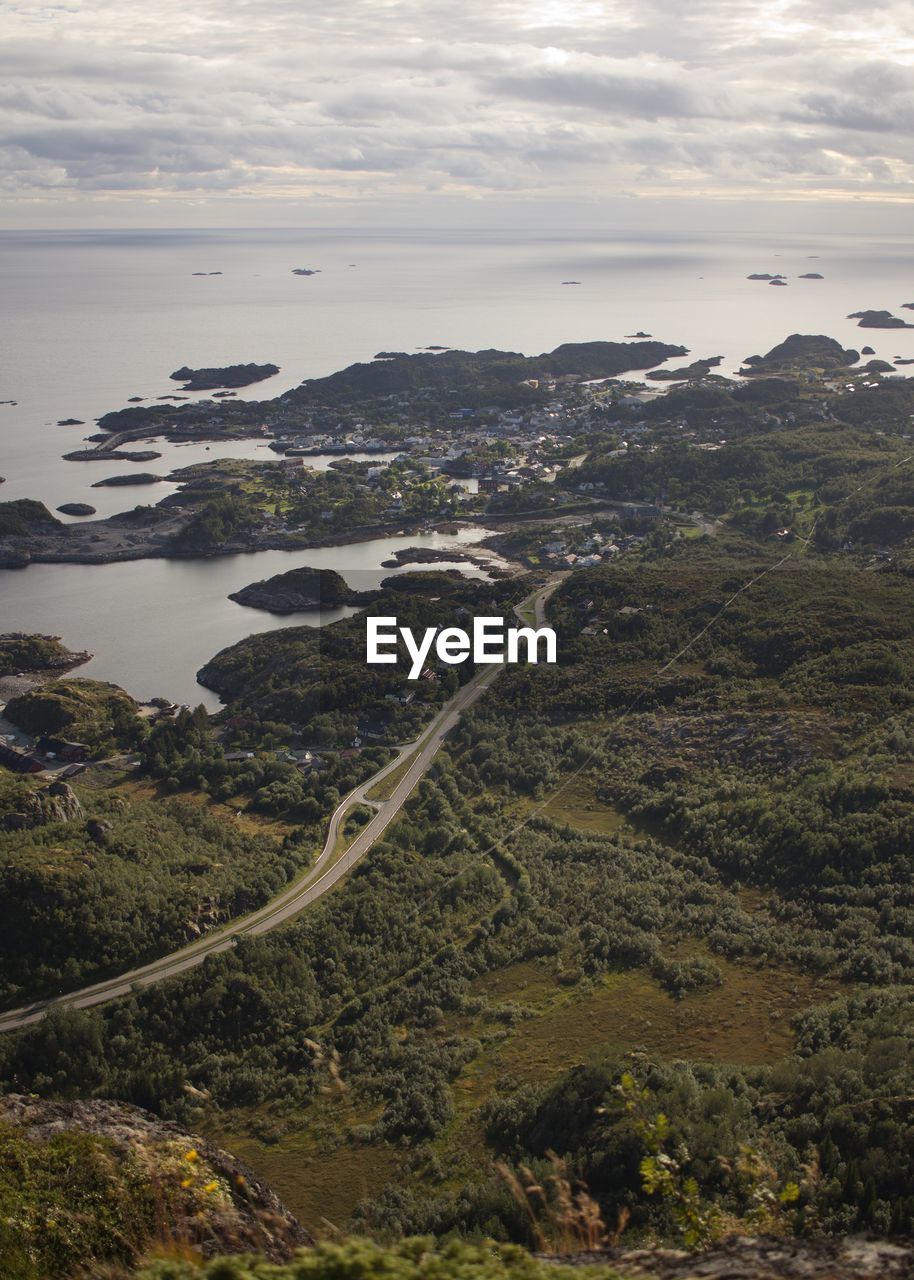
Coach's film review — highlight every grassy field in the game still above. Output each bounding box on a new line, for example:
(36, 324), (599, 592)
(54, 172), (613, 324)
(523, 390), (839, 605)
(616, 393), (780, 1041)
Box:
(210, 1096), (397, 1231)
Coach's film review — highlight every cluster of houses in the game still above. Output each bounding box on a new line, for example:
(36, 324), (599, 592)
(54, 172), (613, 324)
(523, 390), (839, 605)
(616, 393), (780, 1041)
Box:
(0, 734), (91, 776)
(538, 527), (652, 568)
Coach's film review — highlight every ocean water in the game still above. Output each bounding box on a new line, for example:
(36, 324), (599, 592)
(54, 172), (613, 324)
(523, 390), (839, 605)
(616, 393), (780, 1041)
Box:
(1, 226), (913, 703)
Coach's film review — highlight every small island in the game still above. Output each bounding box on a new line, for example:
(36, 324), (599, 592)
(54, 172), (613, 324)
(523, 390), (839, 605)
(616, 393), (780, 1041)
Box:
(169, 363), (280, 391)
(90, 473), (163, 488)
(63, 449), (161, 463)
(228, 566), (368, 614)
(291, 268), (320, 276)
(56, 503), (96, 517)
(847, 310), (914, 329)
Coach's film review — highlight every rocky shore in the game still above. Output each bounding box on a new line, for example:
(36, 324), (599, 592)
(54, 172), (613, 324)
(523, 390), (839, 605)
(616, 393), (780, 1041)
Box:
(0, 506), (496, 568)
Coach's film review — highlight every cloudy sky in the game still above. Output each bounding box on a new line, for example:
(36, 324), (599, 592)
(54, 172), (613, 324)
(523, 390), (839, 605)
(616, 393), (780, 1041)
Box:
(2, 0), (914, 227)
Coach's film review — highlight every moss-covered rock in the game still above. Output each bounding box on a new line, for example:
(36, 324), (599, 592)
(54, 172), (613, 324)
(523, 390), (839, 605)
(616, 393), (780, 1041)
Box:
(0, 1094), (311, 1279)
(3, 678), (138, 750)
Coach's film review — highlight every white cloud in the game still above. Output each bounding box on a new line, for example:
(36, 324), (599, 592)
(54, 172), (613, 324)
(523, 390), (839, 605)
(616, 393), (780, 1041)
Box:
(0, 0), (913, 220)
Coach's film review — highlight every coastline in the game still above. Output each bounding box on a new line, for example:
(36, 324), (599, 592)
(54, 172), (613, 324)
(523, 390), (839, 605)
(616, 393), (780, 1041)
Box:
(0, 503), (607, 570)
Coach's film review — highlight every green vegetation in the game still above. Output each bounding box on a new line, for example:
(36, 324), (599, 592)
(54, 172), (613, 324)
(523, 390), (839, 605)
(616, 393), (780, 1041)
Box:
(3, 678), (141, 751)
(285, 340), (687, 410)
(9, 337), (914, 1268)
(169, 495), (261, 553)
(0, 1106), (298, 1280)
(0, 499), (61, 536)
(0, 770), (305, 1006)
(198, 577), (528, 745)
(0, 1119), (164, 1279)
(133, 1239), (626, 1280)
(6, 538), (914, 1244)
(0, 634), (85, 676)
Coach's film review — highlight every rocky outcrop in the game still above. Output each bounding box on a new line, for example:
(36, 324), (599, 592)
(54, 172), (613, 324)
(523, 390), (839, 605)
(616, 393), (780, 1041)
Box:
(1, 781), (83, 831)
(747, 273), (785, 280)
(170, 363), (280, 390)
(86, 817), (113, 844)
(799, 272), (824, 279)
(0, 1094), (312, 1264)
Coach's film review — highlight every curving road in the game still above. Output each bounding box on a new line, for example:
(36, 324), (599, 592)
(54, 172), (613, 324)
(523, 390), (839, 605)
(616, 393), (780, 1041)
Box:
(0, 576), (563, 1032)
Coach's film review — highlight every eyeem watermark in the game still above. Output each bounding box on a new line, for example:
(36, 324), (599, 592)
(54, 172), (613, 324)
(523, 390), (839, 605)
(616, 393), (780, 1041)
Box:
(367, 616), (557, 679)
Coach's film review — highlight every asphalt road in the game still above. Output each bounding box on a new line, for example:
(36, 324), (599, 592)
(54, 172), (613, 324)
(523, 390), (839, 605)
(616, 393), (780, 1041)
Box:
(0, 575), (563, 1032)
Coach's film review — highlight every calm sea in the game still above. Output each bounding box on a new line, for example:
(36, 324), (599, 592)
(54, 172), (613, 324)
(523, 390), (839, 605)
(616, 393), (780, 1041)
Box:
(1, 226), (913, 704)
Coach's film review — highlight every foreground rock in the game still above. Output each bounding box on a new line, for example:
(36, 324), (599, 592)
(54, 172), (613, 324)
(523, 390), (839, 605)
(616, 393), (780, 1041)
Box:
(0, 1094), (311, 1272)
(546, 1235), (914, 1278)
(170, 362), (280, 390)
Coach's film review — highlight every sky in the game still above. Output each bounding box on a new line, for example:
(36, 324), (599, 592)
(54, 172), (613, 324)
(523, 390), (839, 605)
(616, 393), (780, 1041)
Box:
(2, 0), (914, 229)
